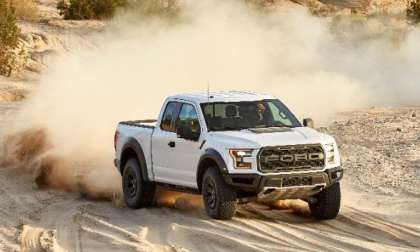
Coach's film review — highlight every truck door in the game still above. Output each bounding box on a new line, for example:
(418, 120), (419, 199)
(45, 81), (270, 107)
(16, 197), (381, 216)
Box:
(171, 103), (202, 188)
(152, 101), (202, 188)
(151, 101), (182, 184)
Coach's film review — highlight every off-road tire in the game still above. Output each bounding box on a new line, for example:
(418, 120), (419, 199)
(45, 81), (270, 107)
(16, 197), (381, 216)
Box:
(202, 167), (237, 220)
(309, 182), (341, 220)
(122, 158), (156, 208)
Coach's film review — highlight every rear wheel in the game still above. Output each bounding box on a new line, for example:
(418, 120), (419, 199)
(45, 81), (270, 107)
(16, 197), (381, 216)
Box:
(122, 158), (156, 208)
(202, 167), (237, 220)
(309, 182), (341, 220)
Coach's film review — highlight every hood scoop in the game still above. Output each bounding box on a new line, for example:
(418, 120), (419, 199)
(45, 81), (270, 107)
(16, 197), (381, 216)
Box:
(247, 127), (292, 134)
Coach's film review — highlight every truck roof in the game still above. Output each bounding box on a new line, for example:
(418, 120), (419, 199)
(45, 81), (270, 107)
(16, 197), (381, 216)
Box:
(169, 91), (276, 104)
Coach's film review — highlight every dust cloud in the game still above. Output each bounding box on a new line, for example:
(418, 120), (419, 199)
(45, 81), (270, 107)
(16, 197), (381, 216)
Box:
(1, 0), (419, 202)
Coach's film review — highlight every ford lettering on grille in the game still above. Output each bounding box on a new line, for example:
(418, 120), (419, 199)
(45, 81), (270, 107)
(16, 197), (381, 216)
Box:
(258, 144), (325, 172)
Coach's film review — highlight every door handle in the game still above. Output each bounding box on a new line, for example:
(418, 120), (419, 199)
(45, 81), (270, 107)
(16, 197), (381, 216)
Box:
(168, 141), (175, 148)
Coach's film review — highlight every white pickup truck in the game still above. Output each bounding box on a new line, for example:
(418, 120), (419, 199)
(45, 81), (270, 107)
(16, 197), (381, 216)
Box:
(114, 91), (343, 220)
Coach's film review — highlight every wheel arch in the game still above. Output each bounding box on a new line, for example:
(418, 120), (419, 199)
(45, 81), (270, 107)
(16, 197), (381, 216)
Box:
(120, 138), (150, 181)
(196, 149), (228, 192)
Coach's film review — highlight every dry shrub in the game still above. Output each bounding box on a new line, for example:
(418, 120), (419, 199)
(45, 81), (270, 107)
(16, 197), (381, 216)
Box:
(11, 0), (39, 21)
(0, 0), (19, 77)
(57, 0), (179, 20)
(408, 0), (420, 24)
(57, 0), (127, 20)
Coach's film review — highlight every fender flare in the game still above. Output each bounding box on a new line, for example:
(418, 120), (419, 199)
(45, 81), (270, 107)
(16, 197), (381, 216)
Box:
(196, 148), (229, 191)
(120, 138), (151, 181)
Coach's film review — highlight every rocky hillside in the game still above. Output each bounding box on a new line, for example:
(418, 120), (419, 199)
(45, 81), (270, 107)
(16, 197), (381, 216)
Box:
(324, 107), (420, 196)
(0, 0), (104, 103)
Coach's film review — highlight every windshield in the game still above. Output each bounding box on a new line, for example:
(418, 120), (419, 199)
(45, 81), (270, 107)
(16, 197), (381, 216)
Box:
(201, 99), (301, 131)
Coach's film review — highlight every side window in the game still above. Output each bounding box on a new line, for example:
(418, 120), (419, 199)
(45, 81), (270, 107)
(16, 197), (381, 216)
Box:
(267, 101), (292, 126)
(160, 102), (178, 132)
(177, 103), (201, 133)
(204, 103), (228, 118)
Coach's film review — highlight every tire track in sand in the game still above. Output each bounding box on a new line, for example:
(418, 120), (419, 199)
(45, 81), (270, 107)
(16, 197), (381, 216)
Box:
(238, 203), (419, 252)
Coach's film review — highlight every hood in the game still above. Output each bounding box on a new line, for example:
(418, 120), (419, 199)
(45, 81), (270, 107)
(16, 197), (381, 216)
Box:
(210, 127), (335, 148)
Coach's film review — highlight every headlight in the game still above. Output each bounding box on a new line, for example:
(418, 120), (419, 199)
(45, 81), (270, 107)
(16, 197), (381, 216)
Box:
(324, 143), (335, 164)
(229, 149), (253, 169)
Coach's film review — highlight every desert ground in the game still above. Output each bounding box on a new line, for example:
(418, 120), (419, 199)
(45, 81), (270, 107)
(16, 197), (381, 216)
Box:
(1, 0), (420, 251)
(1, 102), (419, 252)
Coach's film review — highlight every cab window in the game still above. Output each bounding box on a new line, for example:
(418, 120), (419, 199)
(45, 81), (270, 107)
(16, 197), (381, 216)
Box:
(176, 103), (201, 134)
(160, 102), (179, 132)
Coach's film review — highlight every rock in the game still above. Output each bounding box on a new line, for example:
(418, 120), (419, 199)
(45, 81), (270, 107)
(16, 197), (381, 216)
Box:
(412, 112), (417, 118)
(396, 128), (402, 132)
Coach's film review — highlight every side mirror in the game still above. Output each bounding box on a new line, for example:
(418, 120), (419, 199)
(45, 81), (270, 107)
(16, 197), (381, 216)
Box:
(303, 118), (314, 128)
(177, 122), (200, 141)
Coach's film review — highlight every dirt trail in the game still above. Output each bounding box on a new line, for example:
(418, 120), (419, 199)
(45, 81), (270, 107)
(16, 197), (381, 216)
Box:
(1, 104), (419, 252)
(0, 174), (419, 252)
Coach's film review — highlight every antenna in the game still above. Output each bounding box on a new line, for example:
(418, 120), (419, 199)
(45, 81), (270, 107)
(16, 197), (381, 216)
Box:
(207, 81), (210, 102)
(207, 81), (215, 118)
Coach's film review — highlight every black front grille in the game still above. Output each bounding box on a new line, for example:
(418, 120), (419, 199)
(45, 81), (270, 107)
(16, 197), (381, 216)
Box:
(258, 144), (325, 173)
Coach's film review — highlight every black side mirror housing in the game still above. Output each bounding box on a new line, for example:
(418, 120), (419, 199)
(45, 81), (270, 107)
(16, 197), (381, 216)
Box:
(177, 122), (200, 141)
(303, 118), (314, 128)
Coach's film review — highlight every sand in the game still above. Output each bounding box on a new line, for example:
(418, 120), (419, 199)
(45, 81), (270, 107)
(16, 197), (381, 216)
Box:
(1, 0), (419, 251)
(1, 92), (419, 252)
(0, 160), (419, 251)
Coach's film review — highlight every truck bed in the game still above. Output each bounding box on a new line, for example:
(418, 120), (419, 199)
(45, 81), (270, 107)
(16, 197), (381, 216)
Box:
(119, 119), (157, 129)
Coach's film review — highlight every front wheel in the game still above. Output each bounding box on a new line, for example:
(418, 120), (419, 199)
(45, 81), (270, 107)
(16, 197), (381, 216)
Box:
(122, 158), (156, 208)
(309, 182), (341, 220)
(202, 167), (237, 220)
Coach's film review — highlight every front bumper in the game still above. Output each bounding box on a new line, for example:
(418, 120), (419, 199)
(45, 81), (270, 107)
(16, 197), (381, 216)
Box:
(223, 167), (344, 197)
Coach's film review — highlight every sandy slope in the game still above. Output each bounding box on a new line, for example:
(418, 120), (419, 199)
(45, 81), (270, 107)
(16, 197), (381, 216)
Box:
(1, 101), (419, 252)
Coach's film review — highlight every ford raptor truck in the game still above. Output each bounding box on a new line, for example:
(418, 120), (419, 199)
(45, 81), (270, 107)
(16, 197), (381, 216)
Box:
(114, 91), (343, 220)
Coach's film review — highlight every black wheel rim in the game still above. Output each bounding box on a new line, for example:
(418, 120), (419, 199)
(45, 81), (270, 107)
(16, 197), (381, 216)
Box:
(125, 169), (137, 198)
(205, 178), (217, 209)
